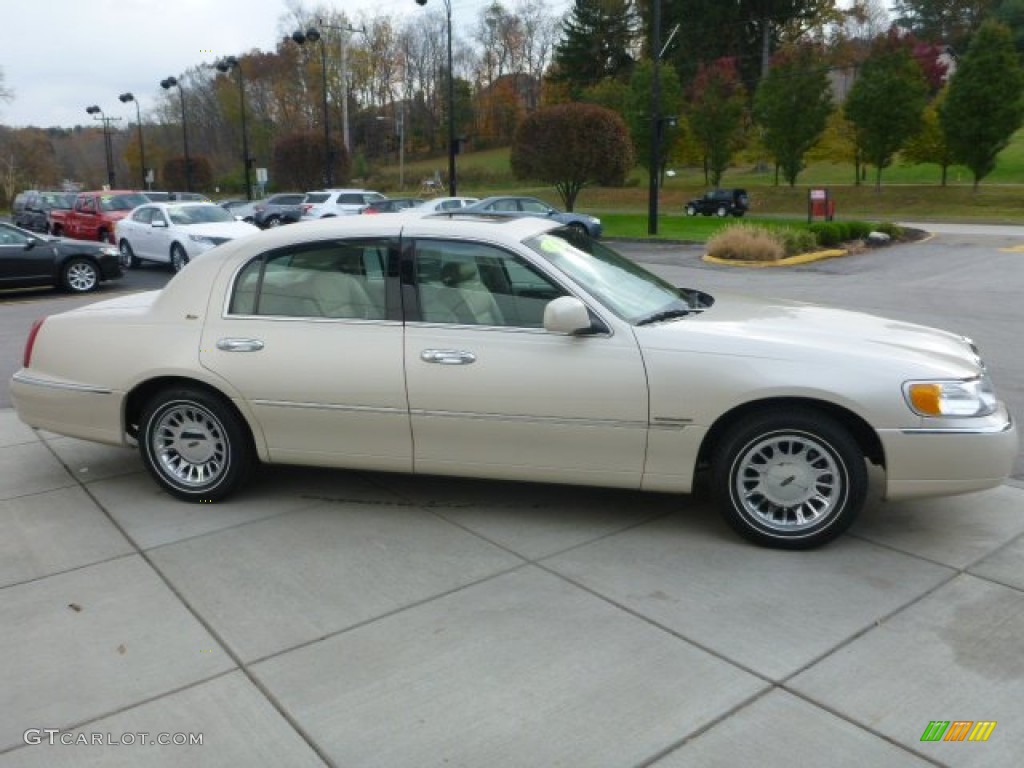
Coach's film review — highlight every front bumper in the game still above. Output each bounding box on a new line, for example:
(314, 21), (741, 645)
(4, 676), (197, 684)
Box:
(878, 407), (1019, 499)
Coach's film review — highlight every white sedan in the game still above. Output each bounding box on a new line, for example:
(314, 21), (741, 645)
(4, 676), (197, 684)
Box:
(10, 216), (1018, 549)
(412, 196), (480, 213)
(115, 202), (260, 272)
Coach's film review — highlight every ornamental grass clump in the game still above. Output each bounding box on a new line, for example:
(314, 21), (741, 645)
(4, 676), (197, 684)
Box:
(706, 223), (786, 261)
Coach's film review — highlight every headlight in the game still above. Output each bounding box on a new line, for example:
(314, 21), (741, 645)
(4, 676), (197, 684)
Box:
(904, 375), (997, 418)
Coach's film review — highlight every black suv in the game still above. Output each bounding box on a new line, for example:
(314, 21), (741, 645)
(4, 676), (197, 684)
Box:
(20, 191), (76, 233)
(684, 189), (749, 217)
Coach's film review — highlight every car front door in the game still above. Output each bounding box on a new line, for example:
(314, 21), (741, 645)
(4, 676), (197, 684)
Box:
(403, 238), (649, 488)
(0, 227), (52, 285)
(199, 237), (411, 471)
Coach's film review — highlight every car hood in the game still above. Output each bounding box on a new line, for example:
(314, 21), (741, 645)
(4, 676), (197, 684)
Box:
(182, 221), (261, 238)
(635, 292), (981, 378)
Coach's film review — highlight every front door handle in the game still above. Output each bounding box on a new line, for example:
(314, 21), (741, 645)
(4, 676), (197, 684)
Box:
(217, 337), (265, 352)
(420, 349), (476, 365)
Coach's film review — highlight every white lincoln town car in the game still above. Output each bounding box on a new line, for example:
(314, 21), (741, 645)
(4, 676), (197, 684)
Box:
(10, 214), (1018, 548)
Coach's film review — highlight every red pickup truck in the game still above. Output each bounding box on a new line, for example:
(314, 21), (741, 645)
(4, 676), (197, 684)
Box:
(49, 190), (150, 243)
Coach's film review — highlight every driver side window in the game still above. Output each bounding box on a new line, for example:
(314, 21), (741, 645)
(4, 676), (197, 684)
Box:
(414, 240), (566, 328)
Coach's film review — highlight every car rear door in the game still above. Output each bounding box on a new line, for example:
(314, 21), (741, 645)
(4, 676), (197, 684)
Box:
(199, 237), (411, 471)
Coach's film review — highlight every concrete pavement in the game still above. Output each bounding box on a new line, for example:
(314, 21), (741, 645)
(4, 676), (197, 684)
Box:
(1, 405), (1022, 767)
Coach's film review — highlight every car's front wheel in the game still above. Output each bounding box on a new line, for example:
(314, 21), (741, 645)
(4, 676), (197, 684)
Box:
(711, 408), (867, 549)
(170, 243), (189, 272)
(61, 258), (100, 293)
(118, 240), (139, 269)
(265, 215), (282, 228)
(139, 387), (255, 502)
(685, 205), (697, 216)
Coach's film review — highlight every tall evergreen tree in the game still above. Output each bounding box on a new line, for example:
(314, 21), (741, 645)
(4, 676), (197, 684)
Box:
(550, 0), (639, 98)
(941, 20), (1024, 188)
(844, 34), (928, 188)
(753, 45), (832, 186)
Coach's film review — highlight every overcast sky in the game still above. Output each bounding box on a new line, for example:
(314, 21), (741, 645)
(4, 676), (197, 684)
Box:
(2, 0), (569, 130)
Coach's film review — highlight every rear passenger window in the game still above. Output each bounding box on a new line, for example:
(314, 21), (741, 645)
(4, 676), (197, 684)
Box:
(230, 241), (391, 319)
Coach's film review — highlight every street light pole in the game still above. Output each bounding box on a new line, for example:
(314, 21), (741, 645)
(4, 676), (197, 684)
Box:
(216, 56), (253, 200)
(292, 27), (332, 187)
(118, 93), (147, 190)
(415, 0), (457, 196)
(647, 1), (662, 236)
(85, 105), (118, 188)
(160, 76), (192, 192)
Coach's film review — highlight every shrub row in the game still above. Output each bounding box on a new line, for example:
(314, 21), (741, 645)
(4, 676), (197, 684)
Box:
(708, 220), (901, 261)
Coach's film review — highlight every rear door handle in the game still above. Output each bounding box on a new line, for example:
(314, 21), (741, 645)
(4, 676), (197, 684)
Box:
(217, 338), (265, 352)
(420, 349), (476, 365)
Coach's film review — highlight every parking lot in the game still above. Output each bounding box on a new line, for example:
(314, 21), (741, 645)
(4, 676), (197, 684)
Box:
(1, 228), (1022, 766)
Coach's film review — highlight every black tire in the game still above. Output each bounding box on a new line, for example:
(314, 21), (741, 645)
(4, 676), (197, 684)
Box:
(711, 408), (867, 549)
(139, 387), (255, 502)
(61, 258), (100, 293)
(715, 205), (728, 217)
(685, 205), (697, 216)
(567, 222), (588, 236)
(118, 239), (140, 269)
(170, 243), (189, 273)
(265, 215), (282, 228)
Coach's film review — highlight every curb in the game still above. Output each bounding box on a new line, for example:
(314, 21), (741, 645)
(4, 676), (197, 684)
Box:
(702, 248), (847, 268)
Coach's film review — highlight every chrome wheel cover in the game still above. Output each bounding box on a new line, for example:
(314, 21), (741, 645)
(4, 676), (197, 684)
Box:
(731, 432), (844, 532)
(118, 242), (133, 269)
(171, 247), (187, 272)
(66, 262), (98, 291)
(150, 403), (229, 489)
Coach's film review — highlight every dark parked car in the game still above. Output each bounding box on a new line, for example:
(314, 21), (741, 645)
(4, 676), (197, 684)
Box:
(253, 193), (306, 228)
(359, 197), (425, 214)
(462, 196), (602, 237)
(11, 190), (40, 228)
(684, 189), (749, 217)
(0, 222), (123, 293)
(20, 191), (76, 233)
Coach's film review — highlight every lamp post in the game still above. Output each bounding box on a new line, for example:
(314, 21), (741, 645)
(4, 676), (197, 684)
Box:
(376, 112), (405, 188)
(118, 93), (148, 190)
(215, 56), (253, 200)
(414, 0), (457, 196)
(292, 27), (333, 187)
(85, 105), (118, 188)
(160, 76), (192, 192)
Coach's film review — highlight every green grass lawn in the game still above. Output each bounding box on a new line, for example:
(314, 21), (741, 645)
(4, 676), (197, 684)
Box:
(371, 129), (1024, 226)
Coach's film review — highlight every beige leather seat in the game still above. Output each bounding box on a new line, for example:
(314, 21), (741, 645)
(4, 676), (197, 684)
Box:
(426, 261), (503, 325)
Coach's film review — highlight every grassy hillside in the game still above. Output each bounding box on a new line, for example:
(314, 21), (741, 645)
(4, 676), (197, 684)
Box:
(370, 129), (1024, 224)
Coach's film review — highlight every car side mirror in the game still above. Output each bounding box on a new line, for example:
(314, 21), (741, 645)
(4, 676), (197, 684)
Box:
(24, 238), (38, 251)
(543, 296), (602, 335)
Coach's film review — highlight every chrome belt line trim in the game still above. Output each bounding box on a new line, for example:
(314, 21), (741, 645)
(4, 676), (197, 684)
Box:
(412, 409), (650, 430)
(12, 372), (112, 395)
(249, 400), (684, 431)
(250, 400), (401, 416)
(898, 418), (1014, 435)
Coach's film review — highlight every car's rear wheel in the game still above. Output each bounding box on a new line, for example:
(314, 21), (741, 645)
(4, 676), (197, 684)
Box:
(61, 258), (100, 293)
(139, 387), (255, 502)
(170, 243), (189, 272)
(685, 205), (697, 216)
(118, 240), (139, 269)
(711, 408), (867, 549)
(716, 205), (728, 217)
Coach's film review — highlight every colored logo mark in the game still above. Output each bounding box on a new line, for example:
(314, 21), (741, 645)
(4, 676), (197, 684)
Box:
(920, 720), (997, 742)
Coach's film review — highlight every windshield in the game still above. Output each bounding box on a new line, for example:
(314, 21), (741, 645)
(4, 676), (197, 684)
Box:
(167, 205), (234, 225)
(526, 230), (709, 323)
(100, 193), (150, 211)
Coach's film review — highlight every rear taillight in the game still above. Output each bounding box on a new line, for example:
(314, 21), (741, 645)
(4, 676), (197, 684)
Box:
(302, 204), (312, 212)
(24, 318), (45, 368)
